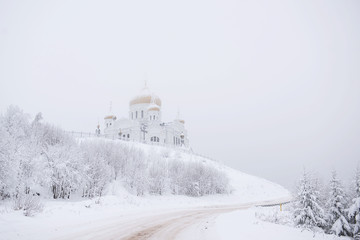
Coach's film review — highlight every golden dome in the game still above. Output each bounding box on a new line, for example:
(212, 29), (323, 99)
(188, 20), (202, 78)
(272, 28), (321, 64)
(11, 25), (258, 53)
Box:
(104, 115), (116, 120)
(179, 120), (185, 124)
(130, 95), (162, 106)
(148, 104), (160, 111)
(129, 87), (162, 107)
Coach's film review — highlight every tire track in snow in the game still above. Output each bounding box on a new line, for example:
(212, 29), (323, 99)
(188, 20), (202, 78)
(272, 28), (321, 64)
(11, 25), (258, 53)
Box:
(54, 197), (291, 240)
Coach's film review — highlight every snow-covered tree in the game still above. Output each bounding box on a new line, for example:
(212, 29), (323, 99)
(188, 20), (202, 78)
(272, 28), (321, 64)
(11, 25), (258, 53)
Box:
(0, 106), (31, 199)
(326, 171), (351, 236)
(123, 148), (148, 196)
(293, 170), (327, 230)
(348, 167), (360, 238)
(168, 157), (186, 195)
(80, 142), (111, 198)
(148, 155), (168, 195)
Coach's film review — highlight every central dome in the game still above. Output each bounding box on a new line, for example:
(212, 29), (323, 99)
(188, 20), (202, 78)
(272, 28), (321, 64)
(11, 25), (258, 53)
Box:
(129, 87), (162, 107)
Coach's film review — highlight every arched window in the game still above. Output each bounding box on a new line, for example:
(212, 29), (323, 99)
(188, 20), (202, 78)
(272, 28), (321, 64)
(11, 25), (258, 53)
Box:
(141, 110), (144, 118)
(127, 134), (130, 138)
(151, 136), (159, 142)
(136, 111), (138, 119)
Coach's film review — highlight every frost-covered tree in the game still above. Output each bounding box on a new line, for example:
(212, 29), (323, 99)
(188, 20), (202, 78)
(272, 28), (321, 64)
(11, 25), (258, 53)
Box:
(35, 123), (83, 199)
(148, 156), (168, 195)
(80, 142), (111, 198)
(348, 167), (360, 238)
(0, 106), (31, 199)
(326, 171), (351, 236)
(168, 157), (186, 195)
(123, 148), (148, 196)
(293, 170), (326, 230)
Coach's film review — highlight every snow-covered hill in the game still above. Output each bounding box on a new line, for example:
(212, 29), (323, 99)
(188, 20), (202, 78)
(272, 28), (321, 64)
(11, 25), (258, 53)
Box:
(0, 139), (291, 240)
(97, 138), (291, 204)
(79, 138), (291, 206)
(0, 106), (291, 239)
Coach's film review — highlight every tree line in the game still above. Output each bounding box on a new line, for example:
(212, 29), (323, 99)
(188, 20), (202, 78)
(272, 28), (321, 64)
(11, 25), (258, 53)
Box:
(293, 169), (360, 239)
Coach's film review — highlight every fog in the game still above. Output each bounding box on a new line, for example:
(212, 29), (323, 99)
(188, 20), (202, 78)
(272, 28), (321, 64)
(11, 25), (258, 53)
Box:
(1, 0), (359, 189)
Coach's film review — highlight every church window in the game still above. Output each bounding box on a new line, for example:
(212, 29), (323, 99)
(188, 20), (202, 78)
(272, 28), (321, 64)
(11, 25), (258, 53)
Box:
(151, 136), (159, 142)
(141, 110), (143, 118)
(136, 111), (138, 119)
(127, 134), (130, 138)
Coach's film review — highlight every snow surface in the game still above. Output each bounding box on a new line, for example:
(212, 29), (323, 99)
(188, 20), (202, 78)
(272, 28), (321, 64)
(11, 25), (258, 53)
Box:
(214, 208), (349, 240)
(0, 140), (292, 240)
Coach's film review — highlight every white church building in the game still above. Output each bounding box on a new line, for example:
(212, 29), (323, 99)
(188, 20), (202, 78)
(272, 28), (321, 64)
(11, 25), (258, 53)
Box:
(102, 86), (189, 147)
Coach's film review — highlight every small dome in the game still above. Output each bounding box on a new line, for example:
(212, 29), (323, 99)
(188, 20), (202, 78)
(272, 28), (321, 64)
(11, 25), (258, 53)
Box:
(129, 87), (162, 106)
(104, 115), (116, 120)
(148, 104), (160, 111)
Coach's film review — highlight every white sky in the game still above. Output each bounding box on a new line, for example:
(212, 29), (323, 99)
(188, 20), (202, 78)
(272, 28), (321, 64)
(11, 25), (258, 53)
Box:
(1, 0), (359, 189)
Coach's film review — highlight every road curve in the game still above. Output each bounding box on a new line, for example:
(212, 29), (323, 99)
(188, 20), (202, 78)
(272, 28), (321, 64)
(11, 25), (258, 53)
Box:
(55, 197), (291, 240)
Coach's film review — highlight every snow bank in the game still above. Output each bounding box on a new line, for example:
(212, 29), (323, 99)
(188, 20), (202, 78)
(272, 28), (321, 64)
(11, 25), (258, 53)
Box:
(215, 208), (347, 240)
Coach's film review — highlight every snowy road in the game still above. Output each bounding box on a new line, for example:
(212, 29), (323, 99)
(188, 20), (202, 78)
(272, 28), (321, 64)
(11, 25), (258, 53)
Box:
(54, 197), (291, 240)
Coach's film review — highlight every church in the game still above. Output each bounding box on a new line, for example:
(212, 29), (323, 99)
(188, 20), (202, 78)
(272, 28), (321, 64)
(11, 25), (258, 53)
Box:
(102, 85), (189, 147)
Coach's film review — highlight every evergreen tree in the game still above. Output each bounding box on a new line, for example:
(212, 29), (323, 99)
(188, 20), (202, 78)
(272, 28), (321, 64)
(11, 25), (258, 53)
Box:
(348, 167), (360, 239)
(293, 170), (327, 230)
(326, 171), (351, 236)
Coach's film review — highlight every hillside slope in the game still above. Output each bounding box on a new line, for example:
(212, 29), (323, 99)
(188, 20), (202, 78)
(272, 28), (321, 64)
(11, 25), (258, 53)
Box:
(90, 138), (291, 204)
(1, 139), (291, 240)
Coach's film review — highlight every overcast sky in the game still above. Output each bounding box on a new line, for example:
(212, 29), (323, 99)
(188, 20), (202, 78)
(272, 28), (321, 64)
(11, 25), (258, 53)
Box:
(1, 0), (359, 189)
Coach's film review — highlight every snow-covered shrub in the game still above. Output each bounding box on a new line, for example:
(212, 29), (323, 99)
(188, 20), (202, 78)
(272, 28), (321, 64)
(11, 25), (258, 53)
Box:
(167, 158), (229, 197)
(293, 170), (326, 230)
(23, 194), (44, 217)
(326, 171), (351, 236)
(12, 193), (44, 216)
(255, 204), (293, 226)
